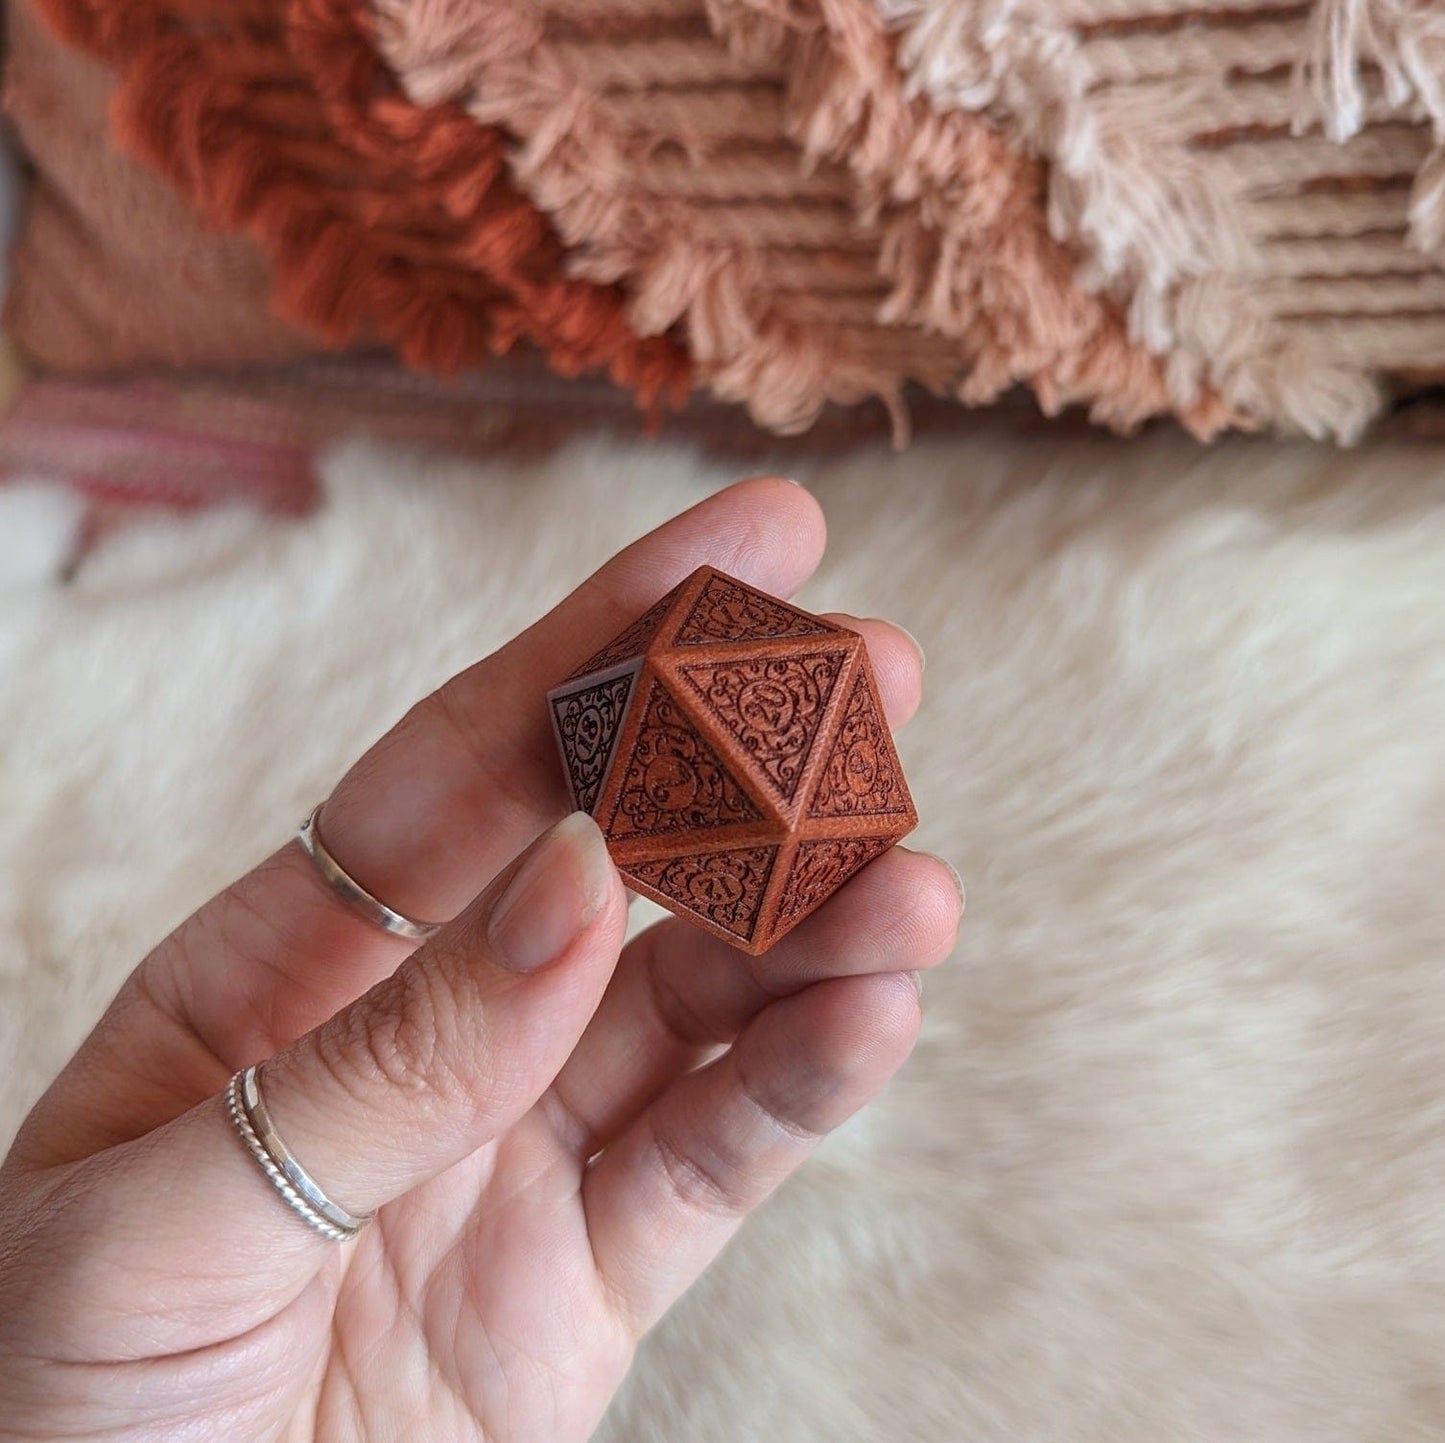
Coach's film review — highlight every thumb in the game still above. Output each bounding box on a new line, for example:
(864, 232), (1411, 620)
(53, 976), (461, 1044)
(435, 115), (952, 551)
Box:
(253, 809), (628, 1211)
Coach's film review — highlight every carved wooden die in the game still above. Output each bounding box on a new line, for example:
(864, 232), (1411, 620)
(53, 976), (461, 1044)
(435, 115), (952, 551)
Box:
(547, 566), (917, 954)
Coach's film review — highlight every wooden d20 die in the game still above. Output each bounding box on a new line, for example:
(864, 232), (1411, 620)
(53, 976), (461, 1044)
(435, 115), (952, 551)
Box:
(546, 565), (917, 954)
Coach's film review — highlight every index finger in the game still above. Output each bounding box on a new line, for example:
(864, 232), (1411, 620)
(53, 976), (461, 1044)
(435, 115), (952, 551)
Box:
(14, 478), (827, 1164)
(324, 475), (827, 924)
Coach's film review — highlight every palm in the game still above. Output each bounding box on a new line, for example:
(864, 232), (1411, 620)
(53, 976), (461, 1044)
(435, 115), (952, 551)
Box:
(311, 1127), (629, 1443)
(17, 1061), (626, 1442)
(0, 481), (959, 1443)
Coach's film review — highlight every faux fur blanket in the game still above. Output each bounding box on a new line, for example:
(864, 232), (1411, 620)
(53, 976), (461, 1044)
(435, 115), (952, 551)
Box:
(3, 424), (1444, 1439)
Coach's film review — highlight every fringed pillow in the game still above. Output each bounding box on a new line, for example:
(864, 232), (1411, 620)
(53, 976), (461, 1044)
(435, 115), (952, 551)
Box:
(7, 0), (1445, 444)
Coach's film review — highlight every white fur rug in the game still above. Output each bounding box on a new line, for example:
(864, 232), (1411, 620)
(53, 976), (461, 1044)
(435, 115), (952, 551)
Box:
(3, 423), (1445, 1441)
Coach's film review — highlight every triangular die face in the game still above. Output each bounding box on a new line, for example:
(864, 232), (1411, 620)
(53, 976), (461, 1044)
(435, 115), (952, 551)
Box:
(626, 846), (780, 943)
(773, 835), (893, 935)
(607, 678), (763, 839)
(808, 672), (914, 819)
(565, 582), (683, 681)
(676, 647), (850, 803)
(550, 669), (636, 814)
(671, 573), (840, 646)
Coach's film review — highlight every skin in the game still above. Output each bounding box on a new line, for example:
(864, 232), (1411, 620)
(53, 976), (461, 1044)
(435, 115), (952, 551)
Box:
(0, 479), (962, 1443)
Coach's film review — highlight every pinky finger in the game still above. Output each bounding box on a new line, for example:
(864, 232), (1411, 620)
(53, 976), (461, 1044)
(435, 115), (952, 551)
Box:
(582, 971), (921, 1337)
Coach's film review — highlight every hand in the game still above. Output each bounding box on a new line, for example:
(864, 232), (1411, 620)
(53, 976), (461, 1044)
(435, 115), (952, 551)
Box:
(0, 479), (961, 1443)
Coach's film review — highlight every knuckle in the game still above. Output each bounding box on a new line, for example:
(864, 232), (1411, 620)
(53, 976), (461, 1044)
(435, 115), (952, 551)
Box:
(314, 953), (472, 1109)
(733, 1046), (825, 1145)
(647, 1115), (750, 1218)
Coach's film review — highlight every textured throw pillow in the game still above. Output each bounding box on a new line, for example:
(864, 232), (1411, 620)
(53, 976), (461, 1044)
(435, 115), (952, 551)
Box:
(2, 0), (689, 405)
(8, 0), (1445, 445)
(3, 0), (312, 371)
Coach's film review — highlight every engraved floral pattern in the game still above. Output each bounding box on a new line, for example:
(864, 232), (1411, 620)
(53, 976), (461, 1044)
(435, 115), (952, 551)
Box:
(609, 682), (760, 838)
(774, 836), (892, 932)
(678, 650), (846, 801)
(627, 848), (778, 940)
(551, 673), (634, 812)
(809, 673), (911, 818)
(673, 575), (837, 646)
(548, 566), (914, 951)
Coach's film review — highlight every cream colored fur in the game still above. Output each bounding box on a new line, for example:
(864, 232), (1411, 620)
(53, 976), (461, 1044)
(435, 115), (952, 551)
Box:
(3, 425), (1444, 1441)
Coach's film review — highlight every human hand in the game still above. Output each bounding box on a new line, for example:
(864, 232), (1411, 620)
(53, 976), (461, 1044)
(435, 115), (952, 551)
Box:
(0, 479), (961, 1443)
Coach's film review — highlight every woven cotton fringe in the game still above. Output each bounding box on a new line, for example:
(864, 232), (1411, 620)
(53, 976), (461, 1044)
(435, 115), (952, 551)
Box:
(373, 0), (1445, 442)
(21, 0), (691, 410)
(19, 0), (1445, 441)
(875, 0), (1445, 440)
(372, 0), (1232, 439)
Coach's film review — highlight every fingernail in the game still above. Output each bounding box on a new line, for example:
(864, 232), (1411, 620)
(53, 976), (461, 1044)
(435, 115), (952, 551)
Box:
(908, 969), (925, 998)
(487, 813), (614, 973)
(931, 855), (966, 912)
(832, 613), (925, 675)
(897, 624), (926, 675)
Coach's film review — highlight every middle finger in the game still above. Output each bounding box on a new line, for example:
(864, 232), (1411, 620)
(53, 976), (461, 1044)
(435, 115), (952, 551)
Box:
(543, 844), (962, 1158)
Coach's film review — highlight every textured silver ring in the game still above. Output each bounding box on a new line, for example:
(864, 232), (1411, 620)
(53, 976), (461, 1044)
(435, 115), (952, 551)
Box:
(297, 805), (441, 944)
(227, 1065), (375, 1243)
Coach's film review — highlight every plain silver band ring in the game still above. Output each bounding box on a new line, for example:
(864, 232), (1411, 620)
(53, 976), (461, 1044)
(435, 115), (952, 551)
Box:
(228, 1065), (375, 1242)
(297, 805), (441, 944)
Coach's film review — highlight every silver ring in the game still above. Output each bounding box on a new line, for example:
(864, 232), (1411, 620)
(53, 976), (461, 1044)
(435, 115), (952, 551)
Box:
(227, 1065), (375, 1242)
(297, 805), (441, 944)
